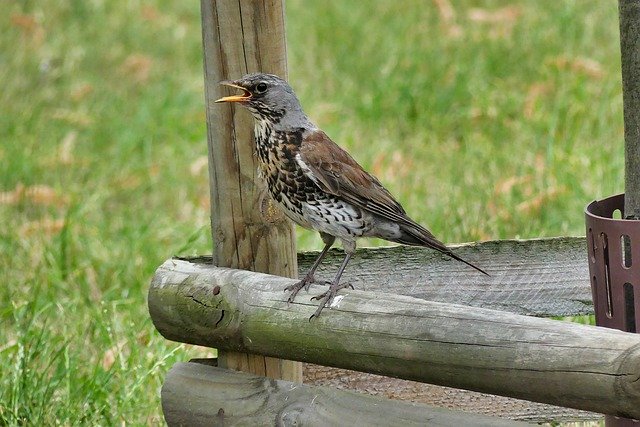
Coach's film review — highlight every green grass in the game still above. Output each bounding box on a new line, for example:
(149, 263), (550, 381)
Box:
(0, 0), (620, 424)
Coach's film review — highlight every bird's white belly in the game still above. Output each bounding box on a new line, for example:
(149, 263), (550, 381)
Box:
(275, 194), (314, 229)
(268, 187), (401, 242)
(300, 199), (371, 239)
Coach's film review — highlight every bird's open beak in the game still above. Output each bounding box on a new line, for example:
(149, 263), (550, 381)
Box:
(215, 81), (252, 103)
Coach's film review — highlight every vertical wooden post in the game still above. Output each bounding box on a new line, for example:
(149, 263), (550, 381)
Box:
(200, 0), (302, 382)
(619, 0), (640, 219)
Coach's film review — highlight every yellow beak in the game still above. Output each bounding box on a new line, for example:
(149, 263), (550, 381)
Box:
(214, 81), (252, 103)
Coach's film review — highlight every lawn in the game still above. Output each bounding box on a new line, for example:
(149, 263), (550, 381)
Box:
(1, 0), (623, 424)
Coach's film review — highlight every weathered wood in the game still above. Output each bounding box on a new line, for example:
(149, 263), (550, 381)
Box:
(161, 361), (528, 427)
(149, 259), (640, 419)
(168, 238), (600, 422)
(199, 0), (300, 381)
(300, 237), (592, 317)
(188, 237), (593, 317)
(620, 0), (640, 219)
(172, 358), (602, 423)
(303, 364), (602, 424)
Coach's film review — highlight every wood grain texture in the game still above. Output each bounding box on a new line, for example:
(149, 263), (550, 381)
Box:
(199, 0), (300, 381)
(620, 0), (640, 219)
(299, 237), (592, 317)
(148, 259), (640, 419)
(183, 357), (601, 423)
(189, 237), (592, 317)
(161, 362), (528, 427)
(166, 238), (600, 422)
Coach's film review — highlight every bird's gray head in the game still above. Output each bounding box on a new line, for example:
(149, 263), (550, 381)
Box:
(215, 73), (312, 129)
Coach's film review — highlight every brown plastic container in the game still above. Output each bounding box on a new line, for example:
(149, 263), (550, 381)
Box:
(585, 193), (640, 426)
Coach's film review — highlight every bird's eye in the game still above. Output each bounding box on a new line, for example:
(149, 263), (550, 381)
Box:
(255, 82), (268, 94)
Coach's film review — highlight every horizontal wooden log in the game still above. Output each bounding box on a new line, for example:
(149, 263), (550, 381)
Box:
(148, 259), (640, 419)
(161, 361), (528, 426)
(186, 237), (592, 317)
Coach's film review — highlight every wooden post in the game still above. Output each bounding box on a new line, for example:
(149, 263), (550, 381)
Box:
(200, 0), (301, 381)
(619, 0), (640, 219)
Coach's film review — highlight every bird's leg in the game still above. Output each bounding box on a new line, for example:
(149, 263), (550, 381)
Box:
(285, 235), (335, 303)
(310, 252), (354, 320)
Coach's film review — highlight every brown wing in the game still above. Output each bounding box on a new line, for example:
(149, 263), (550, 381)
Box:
(299, 130), (489, 275)
(299, 129), (411, 224)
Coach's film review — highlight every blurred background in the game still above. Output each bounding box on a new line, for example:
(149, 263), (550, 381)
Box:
(0, 0), (623, 424)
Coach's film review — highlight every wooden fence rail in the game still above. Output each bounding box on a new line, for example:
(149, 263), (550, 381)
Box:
(148, 255), (640, 420)
(185, 236), (592, 317)
(161, 361), (530, 426)
(300, 236), (591, 317)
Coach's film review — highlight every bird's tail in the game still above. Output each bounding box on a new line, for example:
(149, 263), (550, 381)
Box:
(392, 221), (489, 276)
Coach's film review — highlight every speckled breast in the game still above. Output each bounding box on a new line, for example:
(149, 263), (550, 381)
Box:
(255, 125), (319, 229)
(254, 124), (371, 239)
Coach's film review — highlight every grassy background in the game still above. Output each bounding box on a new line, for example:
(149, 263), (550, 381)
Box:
(0, 0), (623, 424)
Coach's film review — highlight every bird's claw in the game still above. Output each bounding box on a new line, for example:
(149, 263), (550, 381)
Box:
(309, 291), (335, 320)
(284, 275), (316, 304)
(286, 292), (297, 305)
(309, 281), (353, 320)
(309, 283), (331, 301)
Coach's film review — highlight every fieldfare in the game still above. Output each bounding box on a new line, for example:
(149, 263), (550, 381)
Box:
(216, 73), (487, 319)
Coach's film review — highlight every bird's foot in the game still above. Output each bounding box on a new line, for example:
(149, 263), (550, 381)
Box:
(309, 281), (354, 320)
(284, 275), (317, 304)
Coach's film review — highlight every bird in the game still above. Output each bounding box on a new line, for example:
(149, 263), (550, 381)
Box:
(215, 73), (488, 319)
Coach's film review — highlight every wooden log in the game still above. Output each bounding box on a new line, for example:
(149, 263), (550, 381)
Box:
(199, 0), (300, 381)
(166, 237), (600, 422)
(161, 361), (528, 427)
(148, 259), (640, 419)
(186, 237), (593, 317)
(620, 0), (640, 219)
